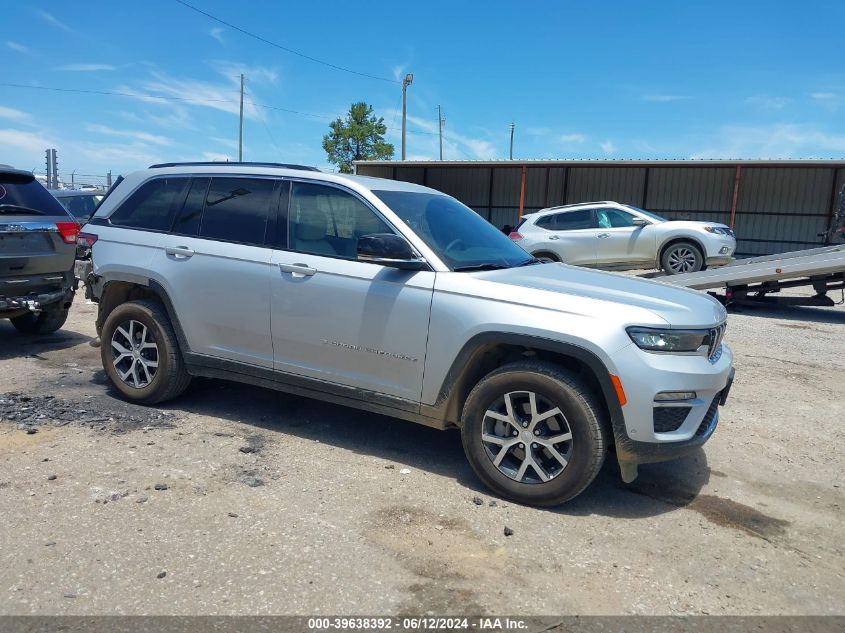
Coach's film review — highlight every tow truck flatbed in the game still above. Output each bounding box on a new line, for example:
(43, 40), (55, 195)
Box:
(653, 244), (845, 307)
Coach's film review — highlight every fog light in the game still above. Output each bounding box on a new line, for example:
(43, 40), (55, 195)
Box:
(654, 391), (697, 402)
(719, 246), (730, 254)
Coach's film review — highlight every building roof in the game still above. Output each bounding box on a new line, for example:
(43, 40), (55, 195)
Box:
(354, 159), (845, 168)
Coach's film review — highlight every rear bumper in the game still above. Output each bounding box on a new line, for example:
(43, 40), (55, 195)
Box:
(0, 286), (74, 315)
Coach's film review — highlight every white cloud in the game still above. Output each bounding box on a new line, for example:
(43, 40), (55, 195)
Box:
(210, 136), (240, 150)
(209, 27), (225, 43)
(745, 94), (791, 110)
(600, 141), (615, 155)
(525, 127), (551, 137)
(810, 92), (842, 110)
(0, 106), (31, 122)
(57, 63), (116, 72)
(385, 109), (497, 160)
(392, 64), (409, 82)
(811, 92), (837, 100)
(560, 133), (587, 144)
(6, 41), (32, 55)
(202, 151), (233, 162)
(36, 9), (73, 32)
(689, 123), (845, 159)
(208, 61), (278, 85)
(84, 123), (172, 146)
(641, 95), (690, 102)
(0, 128), (54, 153)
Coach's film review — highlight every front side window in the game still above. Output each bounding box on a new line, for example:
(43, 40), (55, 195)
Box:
(554, 209), (595, 231)
(199, 177), (275, 246)
(596, 208), (636, 228)
(373, 190), (534, 270)
(289, 182), (393, 259)
(109, 177), (189, 231)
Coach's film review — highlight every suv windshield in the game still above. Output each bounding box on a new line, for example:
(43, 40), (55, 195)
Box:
(374, 190), (535, 270)
(625, 205), (666, 222)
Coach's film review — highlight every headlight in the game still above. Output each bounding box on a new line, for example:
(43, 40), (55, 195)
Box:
(627, 327), (710, 352)
(704, 226), (734, 237)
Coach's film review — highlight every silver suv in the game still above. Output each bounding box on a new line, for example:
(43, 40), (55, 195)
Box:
(84, 162), (735, 506)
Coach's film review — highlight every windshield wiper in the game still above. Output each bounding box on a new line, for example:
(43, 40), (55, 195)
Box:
(452, 263), (510, 272)
(0, 204), (46, 216)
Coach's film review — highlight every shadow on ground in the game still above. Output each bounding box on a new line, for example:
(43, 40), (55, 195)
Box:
(92, 375), (715, 520)
(728, 302), (845, 325)
(0, 321), (93, 361)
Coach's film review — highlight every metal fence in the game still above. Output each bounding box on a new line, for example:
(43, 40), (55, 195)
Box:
(354, 160), (845, 256)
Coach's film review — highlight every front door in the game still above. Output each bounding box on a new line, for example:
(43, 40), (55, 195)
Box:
(594, 207), (656, 267)
(270, 180), (434, 403)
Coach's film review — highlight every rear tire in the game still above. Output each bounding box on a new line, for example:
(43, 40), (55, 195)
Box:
(100, 299), (191, 405)
(661, 241), (704, 274)
(10, 305), (69, 335)
(460, 361), (608, 506)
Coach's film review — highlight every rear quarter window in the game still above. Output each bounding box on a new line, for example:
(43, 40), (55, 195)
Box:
(109, 177), (189, 231)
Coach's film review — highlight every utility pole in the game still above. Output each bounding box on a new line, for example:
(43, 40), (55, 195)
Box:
(401, 73), (413, 160)
(437, 105), (444, 161)
(238, 73), (244, 162)
(107, 171), (112, 188)
(509, 122), (515, 160)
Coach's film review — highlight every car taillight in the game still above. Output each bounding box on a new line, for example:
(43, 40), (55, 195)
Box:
(77, 232), (98, 248)
(508, 231), (523, 240)
(56, 221), (81, 244)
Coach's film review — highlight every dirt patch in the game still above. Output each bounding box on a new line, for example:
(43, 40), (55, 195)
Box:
(0, 392), (177, 434)
(367, 506), (508, 614)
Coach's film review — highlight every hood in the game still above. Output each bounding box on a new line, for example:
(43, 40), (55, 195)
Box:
(469, 263), (727, 328)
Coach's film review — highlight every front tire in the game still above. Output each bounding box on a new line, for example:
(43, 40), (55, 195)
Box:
(460, 361), (608, 506)
(10, 305), (69, 335)
(661, 241), (704, 274)
(100, 299), (191, 405)
(532, 251), (560, 263)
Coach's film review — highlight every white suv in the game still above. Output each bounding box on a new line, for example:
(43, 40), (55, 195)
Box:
(510, 201), (736, 274)
(81, 163), (734, 506)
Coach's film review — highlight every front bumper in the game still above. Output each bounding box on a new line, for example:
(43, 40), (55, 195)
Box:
(705, 255), (734, 267)
(608, 342), (734, 478)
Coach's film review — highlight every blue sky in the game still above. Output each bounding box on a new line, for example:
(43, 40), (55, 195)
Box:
(2, 0), (844, 180)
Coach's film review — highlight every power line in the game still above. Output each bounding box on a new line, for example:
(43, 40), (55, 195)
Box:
(172, 0), (399, 84)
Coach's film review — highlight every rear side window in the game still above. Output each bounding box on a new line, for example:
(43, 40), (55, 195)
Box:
(171, 177), (209, 236)
(554, 209), (595, 231)
(0, 174), (69, 216)
(58, 195), (102, 222)
(199, 177), (275, 246)
(109, 177), (188, 231)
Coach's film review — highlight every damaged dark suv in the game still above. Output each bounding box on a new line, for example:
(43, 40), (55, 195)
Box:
(0, 166), (80, 334)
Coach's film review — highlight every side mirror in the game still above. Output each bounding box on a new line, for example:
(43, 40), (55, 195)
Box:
(632, 218), (648, 227)
(357, 234), (428, 270)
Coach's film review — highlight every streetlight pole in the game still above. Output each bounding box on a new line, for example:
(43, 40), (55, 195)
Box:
(238, 73), (244, 162)
(509, 122), (515, 160)
(437, 105), (444, 160)
(401, 73), (413, 160)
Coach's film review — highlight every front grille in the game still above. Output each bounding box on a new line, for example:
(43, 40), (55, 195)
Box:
(707, 323), (727, 362)
(653, 407), (690, 433)
(695, 394), (721, 437)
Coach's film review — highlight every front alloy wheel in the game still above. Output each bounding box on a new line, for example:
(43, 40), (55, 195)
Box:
(662, 242), (703, 274)
(111, 319), (159, 388)
(482, 390), (573, 483)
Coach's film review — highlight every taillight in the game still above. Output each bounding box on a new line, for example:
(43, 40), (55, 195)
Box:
(77, 232), (99, 248)
(508, 231), (523, 240)
(56, 221), (81, 244)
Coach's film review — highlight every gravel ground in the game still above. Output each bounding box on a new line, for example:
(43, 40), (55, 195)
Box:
(0, 287), (843, 616)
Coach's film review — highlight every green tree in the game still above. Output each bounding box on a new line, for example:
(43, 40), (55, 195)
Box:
(322, 102), (394, 173)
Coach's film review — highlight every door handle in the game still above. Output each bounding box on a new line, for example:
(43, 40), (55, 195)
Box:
(597, 233), (610, 239)
(279, 262), (316, 277)
(548, 235), (560, 240)
(165, 246), (194, 258)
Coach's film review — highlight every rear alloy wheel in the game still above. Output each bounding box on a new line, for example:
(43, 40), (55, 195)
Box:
(661, 242), (704, 274)
(100, 300), (191, 404)
(461, 361), (608, 506)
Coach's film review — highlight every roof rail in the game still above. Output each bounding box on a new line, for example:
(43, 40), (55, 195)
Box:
(148, 161), (320, 172)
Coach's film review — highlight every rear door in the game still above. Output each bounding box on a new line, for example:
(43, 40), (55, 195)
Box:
(538, 209), (598, 266)
(155, 176), (279, 368)
(0, 171), (78, 295)
(594, 207), (656, 267)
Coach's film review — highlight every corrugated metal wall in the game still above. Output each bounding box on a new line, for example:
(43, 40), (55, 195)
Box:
(357, 162), (845, 256)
